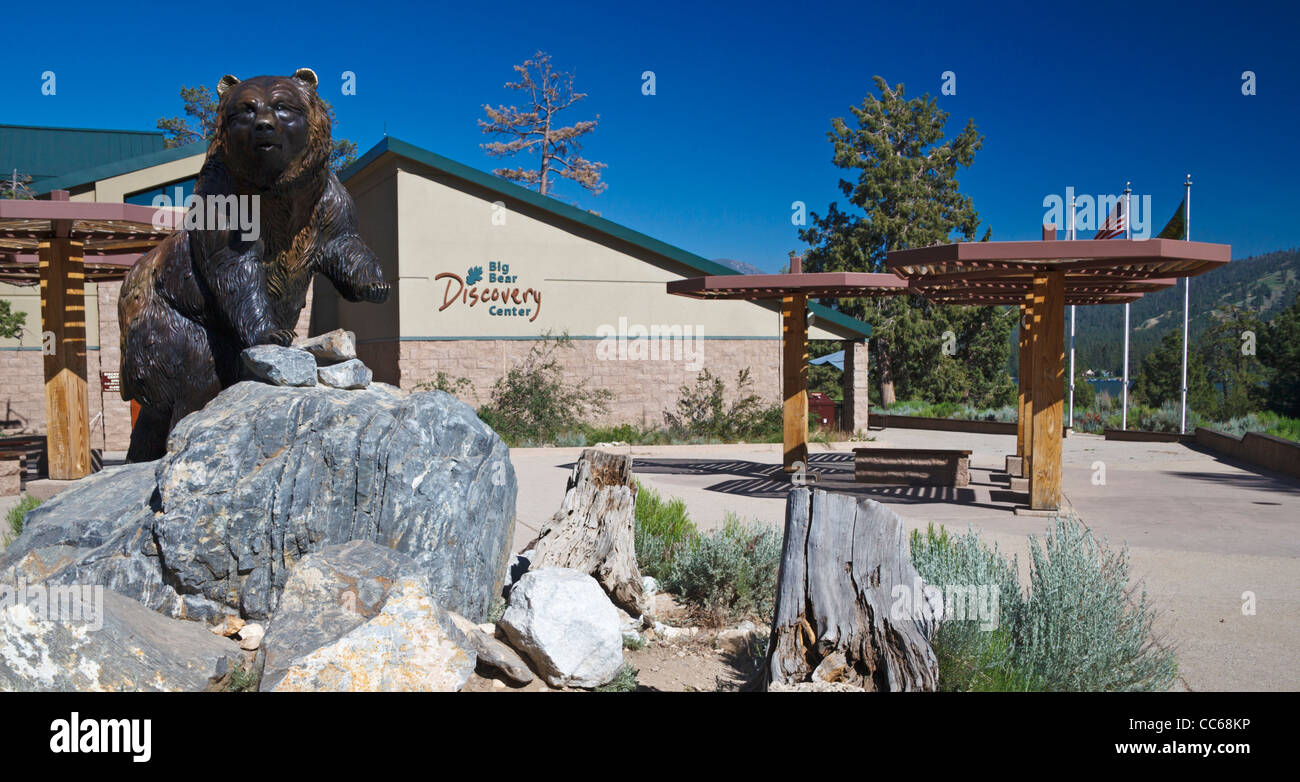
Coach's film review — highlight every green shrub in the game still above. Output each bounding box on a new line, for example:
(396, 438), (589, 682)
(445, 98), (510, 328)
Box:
(664, 368), (782, 443)
(5, 494), (40, 543)
(665, 514), (781, 625)
(909, 523), (1029, 692)
(1018, 516), (1178, 691)
(595, 663), (639, 692)
(415, 372), (472, 397)
(1137, 400), (1202, 433)
(476, 332), (612, 446)
(226, 659), (260, 692)
(633, 481), (698, 581)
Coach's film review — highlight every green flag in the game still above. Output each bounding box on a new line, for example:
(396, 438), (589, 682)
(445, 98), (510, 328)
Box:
(1157, 198), (1187, 239)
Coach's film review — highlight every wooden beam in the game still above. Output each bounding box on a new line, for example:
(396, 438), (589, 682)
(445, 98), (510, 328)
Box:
(1030, 272), (1065, 510)
(39, 238), (92, 480)
(782, 294), (809, 472)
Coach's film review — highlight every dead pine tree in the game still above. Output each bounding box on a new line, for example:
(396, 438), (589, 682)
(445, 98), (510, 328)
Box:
(479, 51), (607, 199)
(766, 488), (940, 691)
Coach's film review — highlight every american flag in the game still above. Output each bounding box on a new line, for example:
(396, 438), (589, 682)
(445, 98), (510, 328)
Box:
(1094, 196), (1127, 239)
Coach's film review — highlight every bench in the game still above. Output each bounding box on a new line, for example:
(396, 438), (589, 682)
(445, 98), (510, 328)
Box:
(852, 448), (971, 487)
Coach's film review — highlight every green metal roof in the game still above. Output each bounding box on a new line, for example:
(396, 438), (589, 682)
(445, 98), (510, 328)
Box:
(341, 136), (872, 340)
(0, 124), (170, 186)
(31, 140), (207, 195)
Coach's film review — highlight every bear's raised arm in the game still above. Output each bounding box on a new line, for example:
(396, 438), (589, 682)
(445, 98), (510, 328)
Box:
(313, 170), (391, 303)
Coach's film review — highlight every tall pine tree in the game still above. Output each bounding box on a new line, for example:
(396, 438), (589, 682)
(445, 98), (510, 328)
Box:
(799, 77), (1013, 407)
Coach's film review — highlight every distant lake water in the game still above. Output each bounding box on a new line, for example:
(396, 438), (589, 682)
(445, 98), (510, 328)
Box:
(1087, 378), (1126, 397)
(1010, 377), (1129, 397)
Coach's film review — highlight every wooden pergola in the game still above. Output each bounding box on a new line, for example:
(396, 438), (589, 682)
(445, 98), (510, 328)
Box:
(0, 191), (180, 479)
(888, 234), (1231, 511)
(667, 262), (909, 472)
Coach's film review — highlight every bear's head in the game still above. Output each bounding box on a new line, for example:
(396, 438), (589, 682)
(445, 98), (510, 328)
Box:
(212, 68), (332, 191)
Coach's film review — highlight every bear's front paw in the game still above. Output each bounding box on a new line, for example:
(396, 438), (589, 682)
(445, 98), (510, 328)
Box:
(260, 328), (297, 347)
(358, 280), (390, 303)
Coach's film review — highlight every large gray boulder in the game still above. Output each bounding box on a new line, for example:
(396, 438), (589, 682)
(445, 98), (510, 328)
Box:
(498, 567), (623, 689)
(260, 541), (431, 690)
(271, 574), (476, 692)
(0, 381), (517, 626)
(0, 588), (246, 692)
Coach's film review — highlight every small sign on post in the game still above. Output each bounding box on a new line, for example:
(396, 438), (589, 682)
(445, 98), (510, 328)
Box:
(100, 371), (120, 393)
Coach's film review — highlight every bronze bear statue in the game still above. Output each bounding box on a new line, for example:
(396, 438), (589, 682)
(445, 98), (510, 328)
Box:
(119, 68), (389, 462)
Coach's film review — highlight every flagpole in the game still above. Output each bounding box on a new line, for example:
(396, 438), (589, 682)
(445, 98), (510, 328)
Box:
(1122, 182), (1132, 430)
(1067, 187), (1076, 429)
(1069, 305), (1076, 427)
(1180, 174), (1192, 434)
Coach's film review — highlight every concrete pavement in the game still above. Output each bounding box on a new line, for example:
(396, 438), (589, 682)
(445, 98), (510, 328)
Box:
(508, 429), (1300, 691)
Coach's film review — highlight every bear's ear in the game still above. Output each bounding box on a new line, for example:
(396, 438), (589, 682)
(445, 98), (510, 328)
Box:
(216, 74), (240, 96)
(293, 68), (319, 91)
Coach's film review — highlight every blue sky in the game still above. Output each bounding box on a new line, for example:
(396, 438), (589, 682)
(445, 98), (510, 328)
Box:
(3, 0), (1297, 267)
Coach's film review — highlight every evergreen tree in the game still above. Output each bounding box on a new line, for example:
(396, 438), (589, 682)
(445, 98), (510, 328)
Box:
(1196, 304), (1266, 419)
(0, 300), (25, 339)
(1133, 329), (1213, 412)
(1259, 291), (1300, 417)
(799, 77), (1008, 406)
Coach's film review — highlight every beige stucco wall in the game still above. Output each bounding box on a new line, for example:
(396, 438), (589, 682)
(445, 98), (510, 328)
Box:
(312, 154), (868, 425)
(93, 153), (205, 203)
(389, 165), (842, 342)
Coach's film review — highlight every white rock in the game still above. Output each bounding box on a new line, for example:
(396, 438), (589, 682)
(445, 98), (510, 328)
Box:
(317, 358), (372, 390)
(236, 622), (265, 651)
(498, 567), (623, 689)
(657, 624), (698, 642)
(294, 329), (357, 362)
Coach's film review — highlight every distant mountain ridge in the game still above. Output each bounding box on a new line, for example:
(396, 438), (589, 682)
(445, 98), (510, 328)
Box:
(713, 257), (767, 275)
(1067, 247), (1300, 375)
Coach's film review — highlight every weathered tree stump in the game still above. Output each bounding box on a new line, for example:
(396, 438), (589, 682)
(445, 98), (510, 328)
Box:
(530, 448), (646, 615)
(766, 488), (939, 692)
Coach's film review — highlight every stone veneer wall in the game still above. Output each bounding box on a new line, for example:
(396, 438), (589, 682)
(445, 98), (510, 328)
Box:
(0, 346), (46, 437)
(0, 284), (121, 452)
(392, 338), (784, 427)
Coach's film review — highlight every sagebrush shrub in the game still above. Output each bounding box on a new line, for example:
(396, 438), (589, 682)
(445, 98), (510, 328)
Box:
(1018, 515), (1178, 692)
(909, 518), (1177, 692)
(909, 523), (1029, 691)
(665, 514), (781, 625)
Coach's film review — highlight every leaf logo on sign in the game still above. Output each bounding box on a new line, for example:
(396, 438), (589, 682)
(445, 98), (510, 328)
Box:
(465, 266), (483, 286)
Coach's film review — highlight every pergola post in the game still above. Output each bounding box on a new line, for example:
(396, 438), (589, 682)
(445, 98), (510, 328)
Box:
(1029, 272), (1065, 510)
(782, 293), (809, 472)
(841, 339), (869, 435)
(1016, 294), (1033, 465)
(39, 235), (92, 480)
